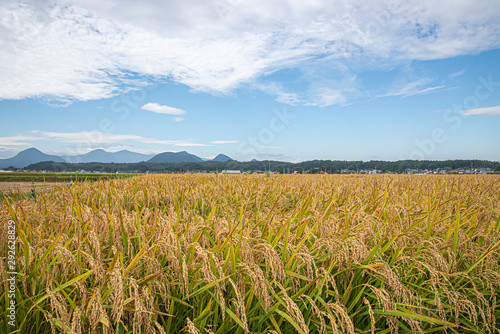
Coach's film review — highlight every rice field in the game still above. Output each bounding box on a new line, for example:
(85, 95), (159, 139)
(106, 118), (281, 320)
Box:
(0, 182), (65, 195)
(1, 174), (500, 333)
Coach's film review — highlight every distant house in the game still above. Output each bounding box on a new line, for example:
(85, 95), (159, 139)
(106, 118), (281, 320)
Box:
(221, 170), (241, 174)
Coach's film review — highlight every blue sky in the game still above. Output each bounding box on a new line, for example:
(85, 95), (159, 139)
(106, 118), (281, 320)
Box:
(1, 0), (500, 162)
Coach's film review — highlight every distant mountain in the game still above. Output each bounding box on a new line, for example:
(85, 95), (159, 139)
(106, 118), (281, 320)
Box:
(1, 147), (234, 169)
(110, 150), (155, 163)
(148, 151), (204, 163)
(0, 147), (66, 169)
(63, 149), (154, 163)
(212, 154), (232, 162)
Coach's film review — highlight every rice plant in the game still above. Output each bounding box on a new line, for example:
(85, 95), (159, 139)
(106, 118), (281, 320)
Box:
(1, 174), (499, 333)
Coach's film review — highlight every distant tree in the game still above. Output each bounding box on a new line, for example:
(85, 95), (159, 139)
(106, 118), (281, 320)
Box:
(495, 164), (500, 172)
(23, 159), (500, 174)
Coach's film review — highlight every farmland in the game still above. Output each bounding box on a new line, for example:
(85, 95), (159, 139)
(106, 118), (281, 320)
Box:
(0, 172), (138, 183)
(0, 173), (139, 203)
(1, 174), (499, 333)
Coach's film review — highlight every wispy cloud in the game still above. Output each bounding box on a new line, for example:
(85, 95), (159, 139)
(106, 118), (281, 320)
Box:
(381, 75), (446, 98)
(0, 135), (43, 146)
(141, 103), (186, 115)
(1, 0), (499, 105)
(275, 92), (303, 105)
(258, 78), (354, 107)
(173, 117), (184, 122)
(210, 140), (238, 144)
(306, 87), (348, 107)
(449, 68), (466, 78)
(139, 137), (208, 146)
(256, 82), (304, 105)
(458, 105), (500, 116)
(387, 84), (446, 97)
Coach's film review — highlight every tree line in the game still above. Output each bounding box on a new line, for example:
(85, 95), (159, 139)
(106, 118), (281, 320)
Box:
(21, 159), (500, 174)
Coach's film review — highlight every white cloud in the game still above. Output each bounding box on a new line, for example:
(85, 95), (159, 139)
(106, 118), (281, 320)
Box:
(173, 117), (184, 122)
(258, 77), (355, 107)
(1, 0), (499, 106)
(382, 83), (446, 98)
(378, 66), (448, 98)
(306, 87), (348, 107)
(141, 103), (186, 115)
(275, 92), (303, 105)
(0, 135), (43, 146)
(256, 82), (304, 105)
(210, 140), (238, 144)
(458, 105), (500, 116)
(449, 68), (466, 78)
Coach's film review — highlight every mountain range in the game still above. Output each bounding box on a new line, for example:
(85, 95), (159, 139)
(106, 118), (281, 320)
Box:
(62, 149), (155, 164)
(148, 151), (203, 163)
(0, 148), (233, 169)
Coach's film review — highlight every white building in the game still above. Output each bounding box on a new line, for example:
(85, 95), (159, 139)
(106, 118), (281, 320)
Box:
(221, 170), (242, 174)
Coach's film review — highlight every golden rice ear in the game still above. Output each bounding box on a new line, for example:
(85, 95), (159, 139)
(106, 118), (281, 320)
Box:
(70, 306), (83, 334)
(108, 268), (125, 325)
(228, 278), (249, 331)
(185, 318), (201, 334)
(46, 288), (70, 329)
(300, 294), (327, 334)
(363, 297), (376, 334)
(89, 288), (110, 334)
(274, 281), (309, 334)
